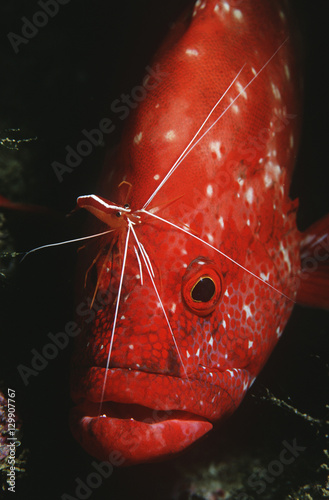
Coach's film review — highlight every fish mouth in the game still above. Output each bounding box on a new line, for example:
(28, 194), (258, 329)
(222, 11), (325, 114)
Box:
(70, 400), (212, 466)
(70, 366), (251, 465)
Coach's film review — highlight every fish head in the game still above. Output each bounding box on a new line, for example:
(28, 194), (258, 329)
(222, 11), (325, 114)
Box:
(70, 0), (302, 465)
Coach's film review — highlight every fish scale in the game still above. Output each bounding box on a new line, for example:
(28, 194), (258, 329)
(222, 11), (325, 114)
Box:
(70, 0), (329, 465)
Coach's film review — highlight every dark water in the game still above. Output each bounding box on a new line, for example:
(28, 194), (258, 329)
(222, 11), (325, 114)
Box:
(0, 1), (328, 499)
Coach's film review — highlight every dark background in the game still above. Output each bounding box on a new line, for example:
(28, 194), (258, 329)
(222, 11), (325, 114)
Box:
(0, 1), (328, 499)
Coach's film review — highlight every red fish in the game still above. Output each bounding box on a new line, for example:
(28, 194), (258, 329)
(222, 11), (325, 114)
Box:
(69, 0), (329, 465)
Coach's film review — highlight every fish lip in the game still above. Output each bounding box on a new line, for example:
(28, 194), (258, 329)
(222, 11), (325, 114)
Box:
(70, 366), (251, 464)
(72, 399), (209, 424)
(71, 365), (252, 422)
(69, 400), (213, 465)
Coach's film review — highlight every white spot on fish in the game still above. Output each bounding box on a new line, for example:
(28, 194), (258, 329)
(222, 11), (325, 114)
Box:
(165, 130), (176, 141)
(120, 315), (126, 320)
(270, 163), (281, 179)
(248, 340), (254, 349)
(222, 319), (227, 329)
(208, 336), (214, 347)
(219, 216), (224, 228)
(170, 303), (176, 314)
(233, 9), (243, 21)
(238, 177), (244, 186)
(186, 350), (191, 359)
(129, 344), (134, 350)
(279, 10), (286, 22)
(224, 290), (229, 297)
(207, 184), (214, 197)
(186, 48), (199, 57)
(233, 104), (239, 114)
(260, 272), (270, 282)
(280, 242), (292, 272)
(236, 82), (247, 100)
(154, 174), (160, 180)
(210, 140), (222, 160)
(207, 233), (214, 244)
(284, 64), (291, 81)
(264, 162), (281, 188)
(264, 174), (272, 188)
(243, 305), (252, 319)
(271, 82), (281, 100)
(223, 1), (230, 12)
(133, 132), (143, 145)
(227, 370), (234, 377)
(247, 219), (251, 226)
(251, 67), (257, 76)
(195, 0), (206, 11)
(196, 348), (200, 357)
(246, 187), (254, 204)
(276, 326), (283, 338)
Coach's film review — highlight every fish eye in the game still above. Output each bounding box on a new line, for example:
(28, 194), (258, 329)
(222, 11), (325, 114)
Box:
(124, 204), (130, 209)
(182, 258), (224, 317)
(191, 276), (216, 302)
(115, 211), (122, 218)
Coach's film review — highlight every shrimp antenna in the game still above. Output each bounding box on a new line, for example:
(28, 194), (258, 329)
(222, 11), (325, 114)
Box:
(130, 222), (197, 397)
(138, 209), (295, 303)
(142, 64), (246, 210)
(98, 223), (131, 414)
(143, 37), (289, 210)
(20, 229), (115, 263)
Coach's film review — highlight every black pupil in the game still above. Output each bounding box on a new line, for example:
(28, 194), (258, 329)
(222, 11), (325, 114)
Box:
(116, 211), (122, 217)
(191, 277), (216, 302)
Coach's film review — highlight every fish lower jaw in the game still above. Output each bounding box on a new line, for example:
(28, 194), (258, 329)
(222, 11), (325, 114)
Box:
(69, 400), (212, 466)
(70, 365), (253, 464)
